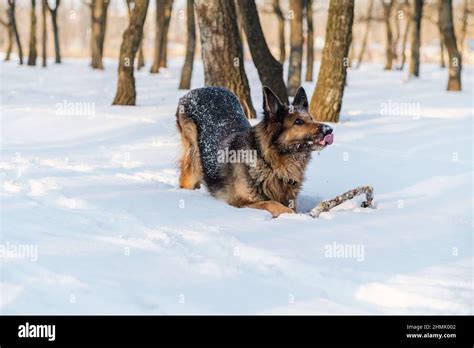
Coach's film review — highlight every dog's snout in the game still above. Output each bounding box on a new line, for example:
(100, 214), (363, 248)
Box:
(320, 124), (333, 135)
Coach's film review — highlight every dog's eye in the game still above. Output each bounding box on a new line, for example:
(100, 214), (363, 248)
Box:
(294, 118), (304, 125)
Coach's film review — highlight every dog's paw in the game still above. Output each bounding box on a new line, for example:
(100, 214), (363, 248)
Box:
(271, 206), (295, 218)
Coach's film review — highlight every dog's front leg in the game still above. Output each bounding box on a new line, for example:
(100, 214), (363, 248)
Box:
(247, 201), (295, 218)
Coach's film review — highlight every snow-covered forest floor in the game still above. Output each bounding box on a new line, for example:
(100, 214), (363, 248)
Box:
(1, 58), (472, 314)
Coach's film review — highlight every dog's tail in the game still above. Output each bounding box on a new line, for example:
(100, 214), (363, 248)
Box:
(176, 103), (202, 190)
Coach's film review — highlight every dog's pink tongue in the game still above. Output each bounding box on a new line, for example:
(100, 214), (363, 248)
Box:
(319, 133), (333, 146)
(324, 133), (334, 145)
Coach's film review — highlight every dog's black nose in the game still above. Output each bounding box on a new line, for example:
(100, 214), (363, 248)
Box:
(321, 124), (333, 135)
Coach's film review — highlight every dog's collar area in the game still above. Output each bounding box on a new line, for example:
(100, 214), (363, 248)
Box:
(253, 136), (299, 188)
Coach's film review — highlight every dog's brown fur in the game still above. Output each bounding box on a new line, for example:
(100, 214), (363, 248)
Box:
(176, 86), (332, 217)
(177, 111), (202, 190)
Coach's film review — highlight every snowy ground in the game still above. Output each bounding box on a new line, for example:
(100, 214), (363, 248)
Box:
(0, 58), (472, 314)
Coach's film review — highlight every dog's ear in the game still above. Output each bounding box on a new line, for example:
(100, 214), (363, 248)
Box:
(262, 86), (283, 119)
(292, 86), (309, 110)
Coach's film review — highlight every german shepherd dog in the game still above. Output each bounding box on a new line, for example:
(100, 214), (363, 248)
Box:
(176, 86), (333, 217)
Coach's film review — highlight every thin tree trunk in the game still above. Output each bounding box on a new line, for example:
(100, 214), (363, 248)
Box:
(51, 11), (60, 63)
(397, 6), (411, 70)
(438, 0), (461, 91)
(195, 0), (256, 118)
(309, 0), (354, 123)
(272, 0), (285, 64)
(1, 13), (13, 61)
(355, 0), (374, 69)
(408, 0), (423, 77)
(27, 0), (37, 66)
(159, 0), (173, 68)
(90, 0), (110, 69)
(438, 19), (446, 67)
(236, 0), (288, 102)
(6, 25), (13, 60)
(41, 0), (46, 66)
(46, 0), (61, 64)
(137, 38), (145, 69)
(459, 0), (468, 59)
(126, 0), (145, 70)
(7, 0), (23, 65)
(348, 34), (354, 68)
(179, 0), (195, 90)
(287, 0), (303, 96)
(304, 0), (314, 81)
(150, 0), (165, 73)
(235, 2), (245, 47)
(112, 0), (149, 105)
(392, 1), (401, 62)
(382, 0), (394, 70)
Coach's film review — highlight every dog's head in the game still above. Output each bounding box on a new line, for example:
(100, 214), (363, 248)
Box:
(262, 86), (333, 154)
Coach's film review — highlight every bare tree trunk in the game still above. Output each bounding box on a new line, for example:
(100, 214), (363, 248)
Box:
(287, 0), (303, 96)
(6, 25), (13, 60)
(90, 0), (110, 69)
(5, 25), (13, 61)
(150, 0), (165, 73)
(41, 0), (46, 66)
(381, 0), (394, 70)
(137, 38), (145, 69)
(438, 18), (446, 67)
(125, 0), (145, 70)
(179, 0), (195, 89)
(392, 1), (401, 62)
(46, 0), (61, 64)
(408, 0), (423, 77)
(310, 0), (354, 123)
(159, 0), (173, 68)
(235, 3), (245, 47)
(272, 0), (286, 64)
(459, 0), (468, 59)
(27, 0), (37, 66)
(348, 33), (355, 68)
(438, 0), (461, 91)
(397, 4), (411, 70)
(195, 0), (256, 118)
(7, 0), (23, 65)
(112, 0), (149, 105)
(355, 0), (374, 69)
(1, 13), (13, 61)
(236, 0), (288, 102)
(304, 0), (314, 81)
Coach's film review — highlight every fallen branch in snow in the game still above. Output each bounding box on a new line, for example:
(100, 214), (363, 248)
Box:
(308, 186), (374, 218)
